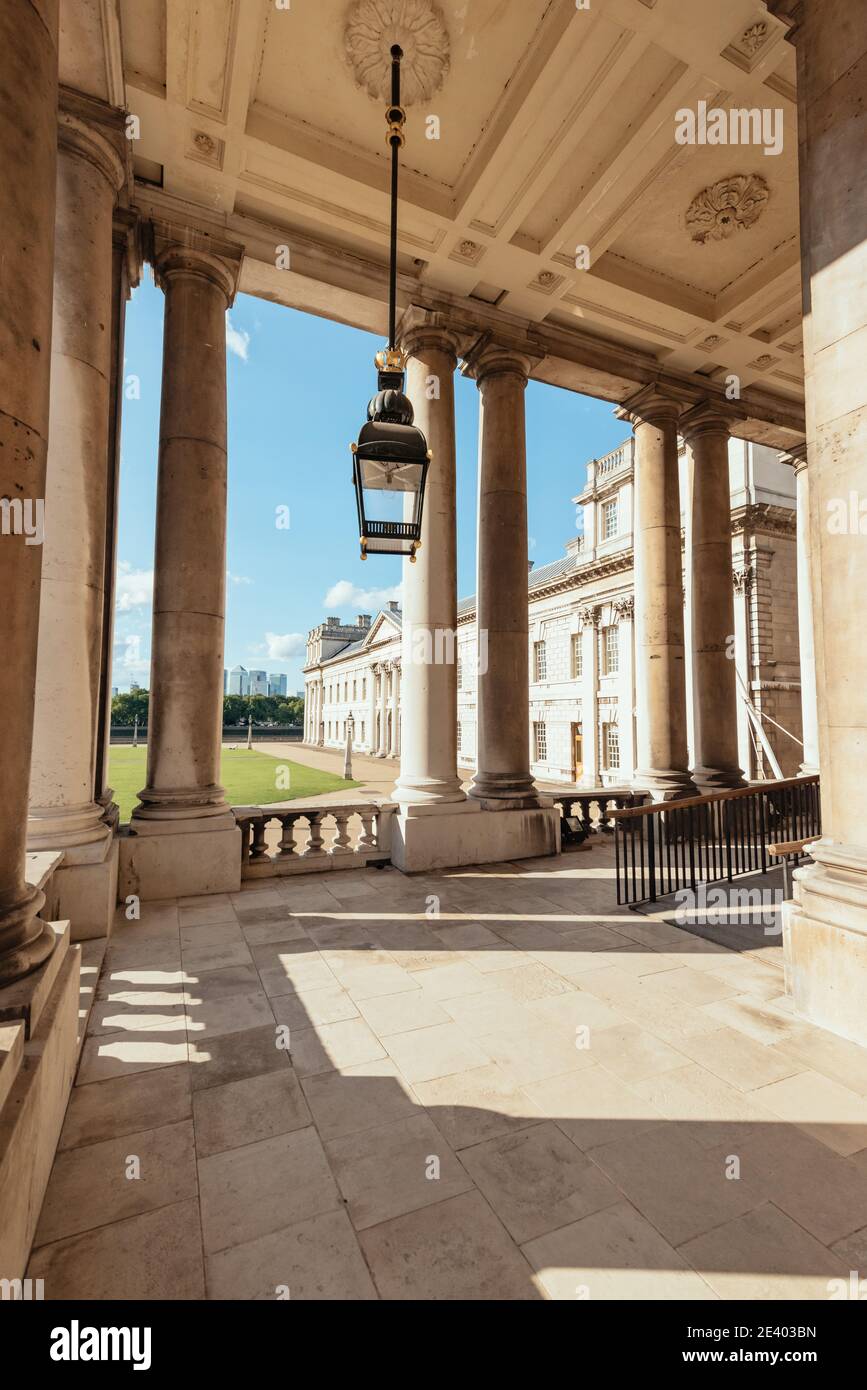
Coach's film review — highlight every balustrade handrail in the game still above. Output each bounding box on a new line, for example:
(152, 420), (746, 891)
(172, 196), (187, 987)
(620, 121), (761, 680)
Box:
(611, 774), (819, 820)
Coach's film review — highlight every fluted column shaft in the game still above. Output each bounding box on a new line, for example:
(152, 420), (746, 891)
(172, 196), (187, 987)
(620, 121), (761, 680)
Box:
(623, 390), (694, 800)
(28, 110), (126, 854)
(133, 245), (239, 826)
(390, 663), (401, 757)
(395, 318), (464, 804)
(468, 345), (538, 808)
(681, 403), (745, 791)
(0, 0), (60, 984)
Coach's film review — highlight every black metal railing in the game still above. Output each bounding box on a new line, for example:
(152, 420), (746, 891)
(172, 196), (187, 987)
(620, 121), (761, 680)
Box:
(612, 775), (821, 906)
(552, 788), (648, 848)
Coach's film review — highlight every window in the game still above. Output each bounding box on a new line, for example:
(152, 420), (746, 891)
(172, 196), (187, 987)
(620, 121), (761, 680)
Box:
(457, 722), (462, 752)
(353, 679), (357, 701)
(456, 658), (463, 691)
(571, 634), (583, 679)
(360, 722), (365, 743)
(361, 678), (366, 700)
(533, 721), (547, 761)
(602, 625), (619, 675)
(533, 640), (547, 682)
(602, 498), (618, 540)
(603, 723), (621, 770)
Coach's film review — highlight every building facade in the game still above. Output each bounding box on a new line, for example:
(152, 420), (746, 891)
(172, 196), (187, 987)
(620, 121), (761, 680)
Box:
(304, 438), (802, 787)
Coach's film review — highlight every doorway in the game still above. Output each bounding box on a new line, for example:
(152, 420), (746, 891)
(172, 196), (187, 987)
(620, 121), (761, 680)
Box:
(571, 723), (583, 782)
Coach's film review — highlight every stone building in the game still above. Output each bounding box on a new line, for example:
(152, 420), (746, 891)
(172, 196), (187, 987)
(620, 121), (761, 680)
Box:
(305, 436), (803, 785)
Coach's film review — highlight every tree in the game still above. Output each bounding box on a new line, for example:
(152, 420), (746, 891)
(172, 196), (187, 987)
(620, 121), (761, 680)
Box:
(223, 694), (248, 726)
(111, 690), (150, 726)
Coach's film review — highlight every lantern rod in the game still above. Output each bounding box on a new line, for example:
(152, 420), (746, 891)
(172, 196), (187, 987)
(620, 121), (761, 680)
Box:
(388, 44), (403, 351)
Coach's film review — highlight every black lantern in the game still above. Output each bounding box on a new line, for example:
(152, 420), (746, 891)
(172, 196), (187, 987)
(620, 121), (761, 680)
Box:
(351, 45), (430, 562)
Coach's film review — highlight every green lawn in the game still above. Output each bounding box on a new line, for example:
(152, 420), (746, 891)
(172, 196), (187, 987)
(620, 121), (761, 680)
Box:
(108, 747), (359, 823)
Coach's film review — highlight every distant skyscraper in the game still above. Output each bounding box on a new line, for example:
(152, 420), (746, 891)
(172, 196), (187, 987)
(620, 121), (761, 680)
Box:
(130, 681), (141, 693)
(268, 673), (288, 697)
(228, 665), (248, 695)
(223, 668), (228, 694)
(249, 670), (268, 696)
(111, 687), (118, 698)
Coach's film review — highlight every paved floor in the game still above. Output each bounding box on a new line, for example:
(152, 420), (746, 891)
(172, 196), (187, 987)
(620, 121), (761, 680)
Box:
(29, 844), (867, 1300)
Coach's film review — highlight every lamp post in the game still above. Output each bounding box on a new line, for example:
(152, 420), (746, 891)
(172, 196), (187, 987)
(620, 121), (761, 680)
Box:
(246, 713), (253, 751)
(132, 714), (139, 749)
(351, 45), (430, 561)
(344, 712), (355, 781)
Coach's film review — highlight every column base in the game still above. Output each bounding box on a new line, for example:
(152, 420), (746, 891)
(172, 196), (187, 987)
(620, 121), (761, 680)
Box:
(390, 800), (560, 873)
(468, 772), (543, 811)
(783, 841), (867, 1048)
(690, 765), (748, 794)
(394, 776), (466, 807)
(51, 837), (119, 942)
(632, 768), (696, 802)
(118, 815), (242, 901)
(0, 923), (80, 1282)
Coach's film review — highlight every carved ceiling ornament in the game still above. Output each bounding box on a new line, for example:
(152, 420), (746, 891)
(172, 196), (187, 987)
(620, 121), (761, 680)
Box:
(685, 174), (770, 244)
(741, 21), (769, 55)
(344, 0), (451, 105)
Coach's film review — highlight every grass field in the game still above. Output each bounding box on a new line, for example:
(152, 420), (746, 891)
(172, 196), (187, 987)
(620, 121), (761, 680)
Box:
(108, 747), (359, 823)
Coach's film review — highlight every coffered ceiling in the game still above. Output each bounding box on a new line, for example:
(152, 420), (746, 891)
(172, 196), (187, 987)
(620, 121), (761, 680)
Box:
(59, 0), (805, 438)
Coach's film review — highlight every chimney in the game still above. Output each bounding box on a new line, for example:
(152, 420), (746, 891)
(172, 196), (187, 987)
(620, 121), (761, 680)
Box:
(326, 616), (340, 627)
(357, 613), (371, 627)
(387, 600), (400, 612)
(528, 561), (535, 573)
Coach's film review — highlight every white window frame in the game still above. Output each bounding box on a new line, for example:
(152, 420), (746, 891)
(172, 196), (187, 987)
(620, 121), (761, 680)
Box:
(533, 721), (547, 762)
(533, 640), (547, 682)
(602, 625), (619, 675)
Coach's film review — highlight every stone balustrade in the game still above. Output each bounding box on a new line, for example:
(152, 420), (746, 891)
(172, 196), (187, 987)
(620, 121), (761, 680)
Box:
(550, 788), (648, 847)
(233, 802), (396, 878)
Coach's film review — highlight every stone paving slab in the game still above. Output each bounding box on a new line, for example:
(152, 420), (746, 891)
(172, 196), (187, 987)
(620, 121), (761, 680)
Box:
(28, 842), (867, 1300)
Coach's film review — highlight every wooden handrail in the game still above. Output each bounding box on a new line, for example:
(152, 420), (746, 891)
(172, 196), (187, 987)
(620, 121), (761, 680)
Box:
(611, 774), (820, 820)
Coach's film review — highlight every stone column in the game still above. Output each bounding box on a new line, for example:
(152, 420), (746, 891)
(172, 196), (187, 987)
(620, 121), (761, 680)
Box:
(620, 388), (694, 799)
(94, 211), (140, 832)
(389, 662), (401, 757)
(378, 664), (390, 757)
(786, 446), (820, 774)
(0, 0), (61, 985)
(614, 597), (637, 780)
(579, 607), (600, 786)
(680, 402), (745, 791)
(27, 108), (126, 939)
(467, 344), (539, 808)
(394, 313), (464, 804)
(367, 668), (377, 752)
(770, 0), (867, 1045)
(126, 239), (242, 897)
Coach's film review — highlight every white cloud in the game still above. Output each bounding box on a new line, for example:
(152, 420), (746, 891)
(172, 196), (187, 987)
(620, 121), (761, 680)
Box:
(263, 631), (306, 660)
(113, 633), (149, 675)
(322, 579), (403, 612)
(116, 562), (153, 612)
(227, 569), (253, 586)
(226, 316), (250, 361)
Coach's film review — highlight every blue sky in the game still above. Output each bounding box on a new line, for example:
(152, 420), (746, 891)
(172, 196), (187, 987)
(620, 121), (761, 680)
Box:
(113, 274), (632, 692)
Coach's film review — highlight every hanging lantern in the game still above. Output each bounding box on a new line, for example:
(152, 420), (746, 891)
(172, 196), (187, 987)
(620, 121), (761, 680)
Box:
(351, 45), (430, 562)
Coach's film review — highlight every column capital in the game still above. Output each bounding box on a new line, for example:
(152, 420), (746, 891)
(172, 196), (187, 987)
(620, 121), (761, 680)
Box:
(733, 565), (754, 594)
(678, 398), (733, 442)
(397, 306), (461, 361)
(579, 605), (601, 628)
(779, 441), (809, 472)
(461, 337), (543, 387)
(152, 235), (243, 306)
(58, 107), (126, 197)
(765, 0), (804, 41)
(616, 384), (684, 428)
(613, 596), (634, 621)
